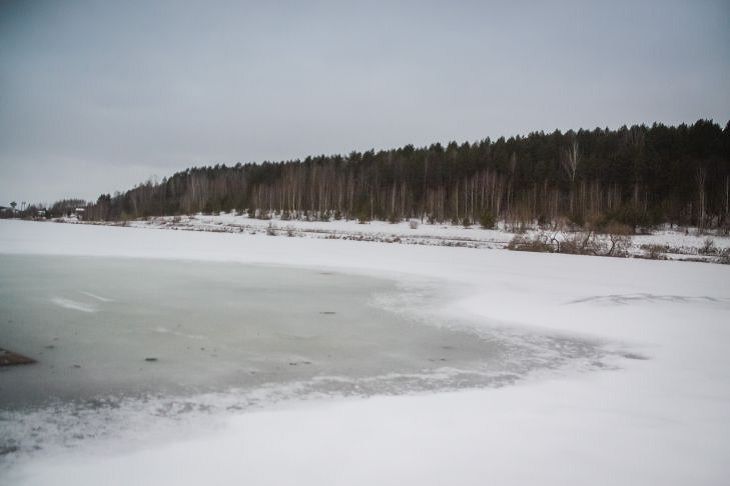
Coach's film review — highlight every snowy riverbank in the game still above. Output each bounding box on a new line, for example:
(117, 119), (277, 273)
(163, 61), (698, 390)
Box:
(1, 219), (729, 485)
(54, 212), (730, 263)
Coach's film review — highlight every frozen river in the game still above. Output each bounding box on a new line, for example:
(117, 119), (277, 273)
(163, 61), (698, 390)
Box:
(1, 253), (605, 458)
(2, 221), (728, 485)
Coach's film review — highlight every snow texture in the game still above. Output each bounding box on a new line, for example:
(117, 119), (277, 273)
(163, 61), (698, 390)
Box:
(1, 219), (729, 485)
(60, 211), (730, 262)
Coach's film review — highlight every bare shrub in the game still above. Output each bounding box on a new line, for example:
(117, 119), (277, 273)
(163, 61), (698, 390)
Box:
(699, 237), (717, 255)
(604, 222), (633, 257)
(505, 225), (633, 260)
(560, 231), (602, 255)
(554, 223), (632, 258)
(507, 234), (554, 252)
(641, 244), (666, 260)
(718, 248), (730, 264)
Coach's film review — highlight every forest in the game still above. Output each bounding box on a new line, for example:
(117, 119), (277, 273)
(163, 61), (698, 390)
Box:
(33, 120), (730, 230)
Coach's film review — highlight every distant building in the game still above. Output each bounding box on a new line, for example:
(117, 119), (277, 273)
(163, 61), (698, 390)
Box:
(65, 207), (86, 220)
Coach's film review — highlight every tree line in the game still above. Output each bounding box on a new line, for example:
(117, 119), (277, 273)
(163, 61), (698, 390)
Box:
(70, 120), (730, 230)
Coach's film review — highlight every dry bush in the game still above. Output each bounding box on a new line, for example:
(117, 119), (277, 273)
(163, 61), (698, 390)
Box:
(560, 231), (602, 255)
(699, 237), (717, 255)
(507, 234), (555, 252)
(718, 248), (730, 264)
(507, 225), (634, 259)
(604, 223), (633, 257)
(559, 223), (633, 257)
(641, 244), (666, 260)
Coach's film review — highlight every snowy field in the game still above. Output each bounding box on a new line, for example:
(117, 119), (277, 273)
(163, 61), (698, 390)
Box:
(1, 219), (729, 485)
(67, 212), (730, 262)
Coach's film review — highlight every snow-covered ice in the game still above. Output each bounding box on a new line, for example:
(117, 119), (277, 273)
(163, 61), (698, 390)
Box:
(0, 219), (729, 485)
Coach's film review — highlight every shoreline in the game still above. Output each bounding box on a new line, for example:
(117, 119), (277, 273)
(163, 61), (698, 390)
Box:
(40, 213), (730, 264)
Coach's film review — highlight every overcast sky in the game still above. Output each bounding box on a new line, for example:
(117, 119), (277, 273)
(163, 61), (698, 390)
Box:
(1, 0), (728, 204)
